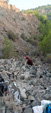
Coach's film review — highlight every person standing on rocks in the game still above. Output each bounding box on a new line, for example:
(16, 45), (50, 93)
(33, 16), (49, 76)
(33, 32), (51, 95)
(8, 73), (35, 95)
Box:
(0, 75), (4, 82)
(0, 75), (4, 96)
(26, 56), (33, 66)
(0, 75), (8, 96)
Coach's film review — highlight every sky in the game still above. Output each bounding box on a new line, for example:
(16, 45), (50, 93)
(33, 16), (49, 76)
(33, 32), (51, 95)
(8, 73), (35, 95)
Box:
(9, 0), (51, 10)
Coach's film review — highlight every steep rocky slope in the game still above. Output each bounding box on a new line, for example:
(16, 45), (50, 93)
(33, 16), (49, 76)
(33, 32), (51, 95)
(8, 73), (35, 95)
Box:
(0, 1), (51, 113)
(0, 0), (39, 58)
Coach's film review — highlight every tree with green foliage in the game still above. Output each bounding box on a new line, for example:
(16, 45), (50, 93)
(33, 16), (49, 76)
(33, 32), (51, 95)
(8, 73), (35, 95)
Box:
(39, 22), (48, 39)
(36, 14), (47, 24)
(39, 31), (51, 55)
(38, 20), (51, 41)
(25, 9), (39, 15)
(48, 20), (51, 30)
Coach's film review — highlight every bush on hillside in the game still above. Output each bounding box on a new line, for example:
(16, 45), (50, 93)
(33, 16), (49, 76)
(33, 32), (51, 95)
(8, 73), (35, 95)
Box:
(32, 50), (40, 56)
(3, 36), (17, 58)
(8, 30), (16, 41)
(39, 31), (51, 55)
(36, 14), (47, 24)
(13, 17), (16, 22)
(27, 38), (38, 46)
(38, 22), (49, 38)
(20, 33), (27, 40)
(26, 9), (39, 15)
(46, 53), (51, 63)
(38, 19), (51, 42)
(32, 34), (38, 40)
(21, 17), (26, 20)
(40, 53), (51, 63)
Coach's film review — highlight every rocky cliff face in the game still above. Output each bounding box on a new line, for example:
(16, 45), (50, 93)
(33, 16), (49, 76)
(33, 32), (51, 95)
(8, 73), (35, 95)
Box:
(0, 0), (39, 58)
(0, 0), (39, 36)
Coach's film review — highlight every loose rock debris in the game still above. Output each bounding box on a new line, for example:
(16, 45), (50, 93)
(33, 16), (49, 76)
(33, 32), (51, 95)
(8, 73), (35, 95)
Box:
(0, 59), (51, 113)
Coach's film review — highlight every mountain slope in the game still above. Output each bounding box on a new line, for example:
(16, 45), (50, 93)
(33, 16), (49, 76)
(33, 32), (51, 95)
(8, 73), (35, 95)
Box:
(31, 5), (51, 20)
(0, 0), (39, 58)
(23, 5), (51, 20)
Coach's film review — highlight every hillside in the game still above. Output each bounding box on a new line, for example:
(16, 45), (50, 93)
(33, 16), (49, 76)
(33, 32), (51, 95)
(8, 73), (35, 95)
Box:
(0, 1), (51, 113)
(32, 5), (51, 20)
(23, 5), (51, 20)
(0, 0), (39, 58)
(32, 5), (51, 13)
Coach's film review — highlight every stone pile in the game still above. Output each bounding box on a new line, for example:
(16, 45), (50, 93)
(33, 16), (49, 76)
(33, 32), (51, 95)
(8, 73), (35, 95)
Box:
(0, 59), (51, 113)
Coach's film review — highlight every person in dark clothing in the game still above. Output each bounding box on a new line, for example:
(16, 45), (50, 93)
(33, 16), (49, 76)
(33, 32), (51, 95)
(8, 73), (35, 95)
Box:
(26, 56), (33, 66)
(0, 75), (4, 82)
(0, 83), (4, 96)
(0, 75), (4, 96)
(0, 75), (8, 96)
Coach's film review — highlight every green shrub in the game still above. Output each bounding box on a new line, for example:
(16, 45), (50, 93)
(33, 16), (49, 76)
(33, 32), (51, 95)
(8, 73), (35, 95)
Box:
(39, 31), (51, 55)
(13, 17), (16, 22)
(27, 38), (38, 46)
(50, 64), (51, 72)
(26, 38), (33, 43)
(20, 33), (27, 40)
(36, 14), (47, 24)
(21, 17), (26, 20)
(38, 22), (49, 38)
(38, 20), (51, 42)
(38, 34), (43, 41)
(3, 36), (17, 58)
(32, 34), (38, 40)
(33, 50), (40, 56)
(41, 54), (51, 63)
(25, 9), (39, 15)
(46, 53), (51, 63)
(29, 32), (32, 35)
(8, 30), (16, 41)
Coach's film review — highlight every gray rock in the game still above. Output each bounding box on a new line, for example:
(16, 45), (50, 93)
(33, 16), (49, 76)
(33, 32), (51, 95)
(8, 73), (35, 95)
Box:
(30, 69), (36, 75)
(44, 93), (51, 100)
(30, 79), (37, 86)
(24, 107), (32, 113)
(36, 68), (43, 77)
(20, 88), (27, 99)
(20, 75), (24, 80)
(21, 65), (26, 71)
(0, 58), (51, 112)
(31, 100), (40, 107)
(28, 95), (35, 101)
(20, 72), (30, 80)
